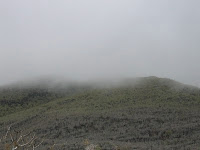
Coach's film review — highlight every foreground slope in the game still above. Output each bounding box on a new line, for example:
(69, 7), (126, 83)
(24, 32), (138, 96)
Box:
(0, 76), (200, 149)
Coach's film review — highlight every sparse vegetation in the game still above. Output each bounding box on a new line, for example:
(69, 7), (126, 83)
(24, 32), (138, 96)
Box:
(0, 124), (44, 150)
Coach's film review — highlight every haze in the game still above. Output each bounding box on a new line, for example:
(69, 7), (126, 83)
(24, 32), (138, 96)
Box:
(0, 0), (200, 86)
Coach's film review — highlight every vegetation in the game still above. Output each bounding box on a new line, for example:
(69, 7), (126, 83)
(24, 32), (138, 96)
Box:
(1, 76), (200, 149)
(0, 125), (44, 150)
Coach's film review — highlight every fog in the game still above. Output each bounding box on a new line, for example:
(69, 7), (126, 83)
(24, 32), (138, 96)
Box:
(0, 0), (200, 86)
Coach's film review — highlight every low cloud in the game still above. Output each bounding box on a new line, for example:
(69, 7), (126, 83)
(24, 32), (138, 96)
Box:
(0, 0), (200, 86)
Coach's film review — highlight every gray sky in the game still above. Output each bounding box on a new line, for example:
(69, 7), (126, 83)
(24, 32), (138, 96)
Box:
(0, 0), (200, 86)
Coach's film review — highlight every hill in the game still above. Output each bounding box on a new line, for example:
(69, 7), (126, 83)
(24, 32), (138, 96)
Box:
(0, 76), (200, 149)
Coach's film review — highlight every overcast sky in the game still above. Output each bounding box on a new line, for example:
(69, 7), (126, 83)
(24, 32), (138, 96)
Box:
(0, 0), (200, 86)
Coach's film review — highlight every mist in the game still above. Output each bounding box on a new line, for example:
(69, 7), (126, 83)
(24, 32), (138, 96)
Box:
(0, 0), (200, 86)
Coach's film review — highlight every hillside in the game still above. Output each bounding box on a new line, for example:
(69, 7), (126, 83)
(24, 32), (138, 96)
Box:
(0, 79), (92, 117)
(0, 77), (200, 149)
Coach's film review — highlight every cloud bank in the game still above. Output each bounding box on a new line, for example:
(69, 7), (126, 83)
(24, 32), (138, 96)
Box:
(0, 0), (200, 86)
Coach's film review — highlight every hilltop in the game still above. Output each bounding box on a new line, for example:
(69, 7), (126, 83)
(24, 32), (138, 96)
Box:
(0, 76), (200, 149)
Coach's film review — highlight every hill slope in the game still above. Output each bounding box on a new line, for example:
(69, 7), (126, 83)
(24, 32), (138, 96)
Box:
(0, 76), (200, 149)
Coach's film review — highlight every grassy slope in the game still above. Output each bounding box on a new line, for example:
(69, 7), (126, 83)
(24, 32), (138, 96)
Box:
(1, 76), (200, 149)
(0, 81), (91, 117)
